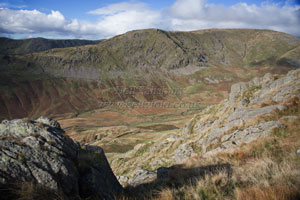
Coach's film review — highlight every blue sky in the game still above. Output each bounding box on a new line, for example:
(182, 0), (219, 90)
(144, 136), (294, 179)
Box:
(0, 0), (299, 39)
(2, 0), (297, 18)
(2, 0), (175, 22)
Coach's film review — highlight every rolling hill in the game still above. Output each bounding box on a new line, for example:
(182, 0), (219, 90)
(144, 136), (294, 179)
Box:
(0, 28), (300, 120)
(0, 37), (101, 55)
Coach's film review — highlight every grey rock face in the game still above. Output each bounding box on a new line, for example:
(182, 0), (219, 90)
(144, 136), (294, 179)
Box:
(117, 175), (129, 184)
(223, 121), (283, 147)
(0, 118), (122, 199)
(180, 69), (300, 158)
(227, 104), (284, 123)
(0, 118), (79, 195)
(41, 65), (101, 80)
(78, 145), (122, 199)
(35, 116), (62, 129)
(129, 169), (156, 186)
(182, 120), (193, 135)
(229, 82), (248, 104)
(204, 121), (284, 155)
(280, 116), (300, 121)
(173, 144), (194, 163)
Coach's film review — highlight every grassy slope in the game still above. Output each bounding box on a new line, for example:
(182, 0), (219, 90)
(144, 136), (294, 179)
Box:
(0, 37), (101, 55)
(113, 71), (300, 200)
(0, 29), (299, 120)
(22, 29), (300, 72)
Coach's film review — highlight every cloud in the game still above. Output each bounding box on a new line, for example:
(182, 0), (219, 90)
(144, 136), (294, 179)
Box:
(0, 8), (66, 33)
(165, 0), (300, 36)
(0, 2), (161, 39)
(168, 0), (207, 19)
(0, 8), (65, 33)
(0, 0), (299, 39)
(0, 8), (102, 38)
(88, 2), (161, 36)
(88, 2), (149, 15)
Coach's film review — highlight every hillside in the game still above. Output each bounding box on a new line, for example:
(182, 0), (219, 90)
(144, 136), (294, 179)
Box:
(0, 29), (300, 121)
(0, 37), (101, 55)
(16, 29), (300, 79)
(0, 69), (299, 200)
(109, 69), (300, 200)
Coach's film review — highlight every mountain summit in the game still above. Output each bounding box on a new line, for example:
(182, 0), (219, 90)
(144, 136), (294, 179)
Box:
(1, 29), (299, 121)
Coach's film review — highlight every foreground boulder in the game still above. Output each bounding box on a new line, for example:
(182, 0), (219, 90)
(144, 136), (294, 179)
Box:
(0, 117), (122, 199)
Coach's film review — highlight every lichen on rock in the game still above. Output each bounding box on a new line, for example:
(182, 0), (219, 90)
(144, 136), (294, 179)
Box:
(0, 117), (122, 199)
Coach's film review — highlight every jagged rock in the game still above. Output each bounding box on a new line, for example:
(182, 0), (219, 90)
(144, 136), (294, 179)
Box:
(0, 118), (79, 195)
(250, 77), (262, 86)
(250, 69), (300, 105)
(280, 116), (300, 121)
(35, 116), (62, 129)
(228, 82), (248, 104)
(0, 118), (122, 199)
(263, 73), (273, 83)
(117, 175), (129, 184)
(227, 105), (284, 123)
(149, 157), (170, 168)
(180, 69), (300, 157)
(78, 145), (122, 199)
(272, 85), (300, 102)
(129, 169), (156, 186)
(182, 120), (193, 135)
(297, 149), (300, 156)
(220, 121), (283, 150)
(173, 144), (193, 163)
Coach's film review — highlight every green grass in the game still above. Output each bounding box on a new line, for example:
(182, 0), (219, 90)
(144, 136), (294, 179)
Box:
(102, 143), (136, 154)
(185, 82), (208, 94)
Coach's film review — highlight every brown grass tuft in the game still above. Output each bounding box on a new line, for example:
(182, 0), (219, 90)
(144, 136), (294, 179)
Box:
(155, 188), (174, 200)
(236, 186), (300, 200)
(259, 99), (277, 108)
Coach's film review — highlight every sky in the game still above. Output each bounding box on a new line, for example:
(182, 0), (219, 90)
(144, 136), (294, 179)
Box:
(0, 0), (299, 39)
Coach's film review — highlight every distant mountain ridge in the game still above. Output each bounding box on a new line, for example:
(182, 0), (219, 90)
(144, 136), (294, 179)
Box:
(0, 28), (300, 120)
(21, 28), (300, 80)
(0, 37), (102, 55)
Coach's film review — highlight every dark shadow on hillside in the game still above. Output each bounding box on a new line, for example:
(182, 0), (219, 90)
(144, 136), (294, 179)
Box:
(119, 163), (232, 200)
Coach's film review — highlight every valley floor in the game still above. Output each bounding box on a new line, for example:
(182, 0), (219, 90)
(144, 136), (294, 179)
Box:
(55, 70), (300, 200)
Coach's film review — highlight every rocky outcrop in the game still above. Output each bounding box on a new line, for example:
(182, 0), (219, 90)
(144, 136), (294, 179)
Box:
(40, 65), (102, 80)
(128, 169), (156, 186)
(0, 117), (122, 199)
(189, 69), (300, 155)
(173, 143), (194, 163)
